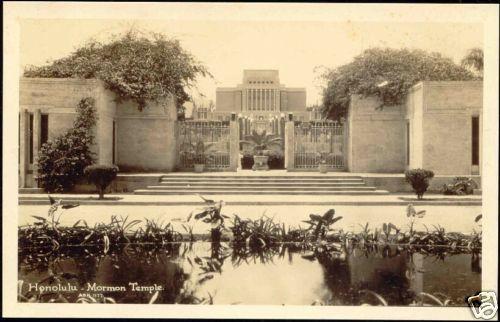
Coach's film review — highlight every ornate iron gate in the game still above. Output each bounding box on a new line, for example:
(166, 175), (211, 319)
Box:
(293, 121), (345, 170)
(178, 121), (231, 171)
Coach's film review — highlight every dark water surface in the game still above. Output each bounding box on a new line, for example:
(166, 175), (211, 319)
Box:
(18, 243), (480, 305)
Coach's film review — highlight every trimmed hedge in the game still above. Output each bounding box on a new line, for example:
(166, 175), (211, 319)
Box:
(405, 169), (434, 199)
(84, 164), (119, 199)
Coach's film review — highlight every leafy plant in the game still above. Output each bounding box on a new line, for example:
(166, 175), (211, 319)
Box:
(24, 30), (210, 111)
(240, 130), (282, 156)
(442, 177), (478, 195)
(405, 169), (435, 199)
(37, 97), (96, 192)
(320, 47), (475, 120)
(302, 209), (342, 241)
(190, 195), (229, 243)
(316, 152), (328, 165)
(180, 140), (215, 166)
(381, 222), (401, 243)
(84, 164), (119, 199)
(231, 215), (283, 249)
(406, 204), (426, 240)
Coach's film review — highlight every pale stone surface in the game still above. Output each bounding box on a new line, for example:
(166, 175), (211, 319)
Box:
(348, 81), (483, 176)
(420, 81), (482, 175)
(348, 95), (406, 173)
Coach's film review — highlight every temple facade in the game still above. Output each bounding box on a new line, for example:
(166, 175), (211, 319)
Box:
(193, 70), (317, 134)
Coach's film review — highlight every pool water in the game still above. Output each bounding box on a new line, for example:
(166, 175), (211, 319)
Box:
(18, 242), (480, 306)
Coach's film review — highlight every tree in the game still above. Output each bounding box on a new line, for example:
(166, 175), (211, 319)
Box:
(24, 30), (210, 111)
(461, 47), (483, 77)
(320, 48), (475, 120)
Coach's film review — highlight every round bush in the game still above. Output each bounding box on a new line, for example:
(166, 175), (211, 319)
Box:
(84, 164), (119, 199)
(404, 169), (434, 199)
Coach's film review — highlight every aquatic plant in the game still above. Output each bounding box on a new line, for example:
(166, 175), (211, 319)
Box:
(302, 209), (342, 242)
(19, 201), (482, 264)
(190, 195), (230, 244)
(134, 218), (183, 245)
(231, 214), (283, 249)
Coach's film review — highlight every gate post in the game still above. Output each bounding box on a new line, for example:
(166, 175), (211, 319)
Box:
(284, 120), (295, 171)
(229, 118), (239, 171)
(174, 121), (181, 171)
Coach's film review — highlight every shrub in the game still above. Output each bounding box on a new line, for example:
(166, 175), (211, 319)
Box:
(240, 130), (282, 156)
(405, 169), (435, 199)
(241, 154), (254, 169)
(442, 177), (478, 195)
(37, 97), (96, 192)
(84, 164), (119, 199)
(267, 153), (284, 169)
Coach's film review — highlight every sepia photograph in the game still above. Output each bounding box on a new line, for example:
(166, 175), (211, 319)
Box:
(3, 2), (499, 320)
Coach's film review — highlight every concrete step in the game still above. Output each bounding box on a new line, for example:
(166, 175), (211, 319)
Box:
(134, 189), (390, 195)
(156, 181), (366, 187)
(160, 175), (363, 180)
(160, 178), (364, 183)
(19, 188), (45, 194)
(146, 185), (377, 191)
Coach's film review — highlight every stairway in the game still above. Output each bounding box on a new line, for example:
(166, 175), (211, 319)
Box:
(134, 174), (389, 195)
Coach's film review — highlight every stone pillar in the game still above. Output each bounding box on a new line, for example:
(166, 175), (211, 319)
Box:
(276, 89), (281, 111)
(285, 121), (295, 171)
(249, 89), (252, 111)
(343, 118), (349, 172)
(266, 89), (269, 111)
(229, 120), (239, 171)
(258, 89), (261, 111)
(19, 109), (28, 188)
(259, 88), (265, 111)
(32, 109), (42, 188)
(346, 106), (354, 172)
(242, 89), (247, 111)
(264, 89), (267, 111)
(174, 121), (181, 170)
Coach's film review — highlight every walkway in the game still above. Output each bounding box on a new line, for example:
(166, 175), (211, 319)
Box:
(18, 193), (482, 206)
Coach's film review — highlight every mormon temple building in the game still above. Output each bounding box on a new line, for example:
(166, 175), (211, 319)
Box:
(193, 70), (320, 133)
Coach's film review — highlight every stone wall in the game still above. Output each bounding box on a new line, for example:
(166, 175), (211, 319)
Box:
(347, 95), (406, 173)
(348, 81), (483, 176)
(115, 98), (177, 172)
(420, 81), (483, 175)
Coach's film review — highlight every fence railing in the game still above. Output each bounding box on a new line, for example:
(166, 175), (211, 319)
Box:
(177, 121), (231, 171)
(293, 121), (345, 170)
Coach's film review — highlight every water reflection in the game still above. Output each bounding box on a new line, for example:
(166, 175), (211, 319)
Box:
(18, 243), (480, 306)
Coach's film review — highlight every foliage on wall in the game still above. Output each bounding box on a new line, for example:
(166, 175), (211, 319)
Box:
(37, 97), (97, 192)
(320, 48), (476, 120)
(23, 30), (210, 111)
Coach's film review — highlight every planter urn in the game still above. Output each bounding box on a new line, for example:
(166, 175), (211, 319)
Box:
(318, 163), (329, 174)
(194, 164), (204, 173)
(252, 155), (269, 171)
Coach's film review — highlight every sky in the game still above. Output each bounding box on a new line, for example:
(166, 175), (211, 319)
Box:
(20, 19), (483, 106)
